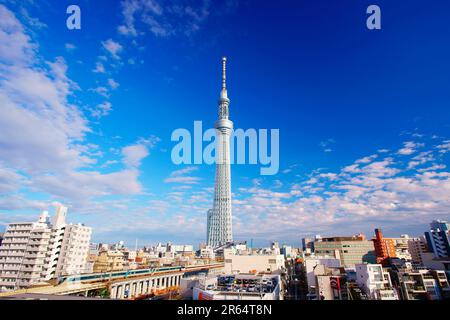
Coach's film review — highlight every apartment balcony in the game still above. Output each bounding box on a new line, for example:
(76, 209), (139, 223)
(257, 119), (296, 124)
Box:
(0, 265), (22, 271)
(16, 280), (32, 287)
(24, 253), (46, 259)
(409, 286), (426, 293)
(29, 235), (50, 240)
(20, 266), (41, 272)
(2, 239), (28, 246)
(0, 280), (17, 287)
(6, 245), (28, 251)
(0, 252), (24, 257)
(26, 247), (48, 253)
(22, 258), (45, 265)
(0, 258), (23, 264)
(18, 273), (40, 280)
(28, 240), (47, 246)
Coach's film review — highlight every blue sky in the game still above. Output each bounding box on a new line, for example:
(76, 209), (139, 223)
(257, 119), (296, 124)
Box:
(0, 0), (449, 248)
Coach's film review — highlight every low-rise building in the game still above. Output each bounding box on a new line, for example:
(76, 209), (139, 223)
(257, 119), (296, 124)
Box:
(394, 269), (450, 300)
(223, 249), (285, 274)
(303, 257), (341, 291)
(355, 264), (398, 300)
(93, 250), (125, 273)
(193, 274), (282, 300)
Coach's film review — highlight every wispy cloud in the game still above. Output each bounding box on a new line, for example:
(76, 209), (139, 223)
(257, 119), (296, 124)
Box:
(164, 166), (201, 184)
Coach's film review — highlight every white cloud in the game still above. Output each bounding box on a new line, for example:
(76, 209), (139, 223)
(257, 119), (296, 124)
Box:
(91, 86), (109, 98)
(65, 43), (76, 51)
(90, 102), (112, 119)
(319, 138), (335, 153)
(117, 0), (211, 38)
(102, 39), (123, 59)
(397, 141), (424, 155)
(230, 139), (450, 241)
(108, 78), (120, 89)
(122, 136), (160, 168)
(93, 61), (106, 73)
(164, 166), (201, 184)
(436, 140), (450, 153)
(0, 6), (154, 212)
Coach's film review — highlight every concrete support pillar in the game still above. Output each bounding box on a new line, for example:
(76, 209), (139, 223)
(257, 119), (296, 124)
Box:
(118, 285), (123, 299)
(111, 286), (117, 299)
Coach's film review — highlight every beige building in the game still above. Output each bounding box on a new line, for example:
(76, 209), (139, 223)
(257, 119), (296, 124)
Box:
(93, 250), (125, 273)
(314, 235), (376, 267)
(408, 237), (430, 266)
(223, 249), (285, 274)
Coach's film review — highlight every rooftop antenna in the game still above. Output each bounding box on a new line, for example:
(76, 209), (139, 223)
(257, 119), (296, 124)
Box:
(222, 56), (227, 90)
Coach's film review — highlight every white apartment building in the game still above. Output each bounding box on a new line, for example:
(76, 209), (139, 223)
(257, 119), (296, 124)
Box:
(55, 223), (92, 277)
(0, 205), (92, 292)
(355, 264), (398, 300)
(0, 211), (51, 291)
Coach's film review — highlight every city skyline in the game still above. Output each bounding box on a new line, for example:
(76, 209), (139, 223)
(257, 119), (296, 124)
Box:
(0, 1), (449, 247)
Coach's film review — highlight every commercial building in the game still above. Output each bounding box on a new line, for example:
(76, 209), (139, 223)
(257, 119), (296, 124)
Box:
(193, 274), (282, 300)
(314, 234), (376, 267)
(303, 257), (341, 291)
(355, 264), (398, 300)
(223, 249), (285, 274)
(372, 229), (397, 265)
(315, 271), (348, 300)
(372, 229), (412, 265)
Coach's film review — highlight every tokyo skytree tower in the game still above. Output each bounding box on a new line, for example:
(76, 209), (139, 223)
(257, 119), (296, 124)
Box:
(206, 57), (233, 247)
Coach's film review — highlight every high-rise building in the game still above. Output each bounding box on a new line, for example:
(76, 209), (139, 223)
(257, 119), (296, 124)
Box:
(56, 223), (92, 277)
(207, 57), (233, 248)
(372, 228), (397, 265)
(425, 220), (450, 258)
(0, 205), (92, 292)
(0, 211), (52, 291)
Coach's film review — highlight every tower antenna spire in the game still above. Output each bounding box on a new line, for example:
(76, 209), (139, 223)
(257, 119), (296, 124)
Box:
(222, 56), (227, 90)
